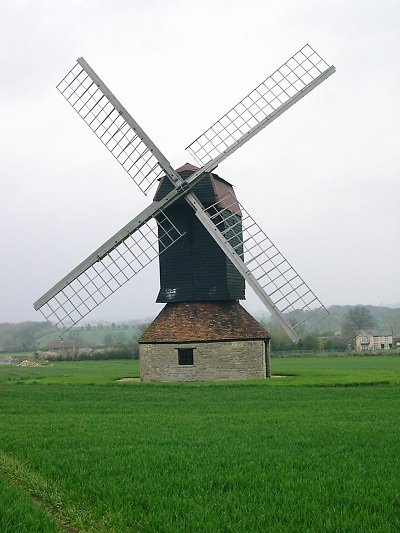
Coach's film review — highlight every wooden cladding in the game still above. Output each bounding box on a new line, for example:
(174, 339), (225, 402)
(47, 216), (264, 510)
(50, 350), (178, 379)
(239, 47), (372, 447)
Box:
(154, 168), (245, 303)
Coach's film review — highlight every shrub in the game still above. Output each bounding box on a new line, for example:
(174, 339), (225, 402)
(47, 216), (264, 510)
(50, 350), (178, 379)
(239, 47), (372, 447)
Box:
(36, 344), (137, 362)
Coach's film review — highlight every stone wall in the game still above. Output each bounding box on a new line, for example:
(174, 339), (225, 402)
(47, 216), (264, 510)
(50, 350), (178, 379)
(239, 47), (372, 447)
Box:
(140, 340), (267, 382)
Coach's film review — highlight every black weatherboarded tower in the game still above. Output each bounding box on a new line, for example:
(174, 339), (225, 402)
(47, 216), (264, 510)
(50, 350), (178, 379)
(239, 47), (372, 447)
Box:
(155, 163), (245, 303)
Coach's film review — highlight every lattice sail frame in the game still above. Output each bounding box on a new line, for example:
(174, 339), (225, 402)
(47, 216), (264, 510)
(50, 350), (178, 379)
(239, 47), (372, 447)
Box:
(204, 192), (329, 333)
(186, 44), (330, 166)
(38, 212), (185, 329)
(57, 60), (171, 195)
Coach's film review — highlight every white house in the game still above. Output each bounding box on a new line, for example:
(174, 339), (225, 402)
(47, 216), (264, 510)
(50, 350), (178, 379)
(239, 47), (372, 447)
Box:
(355, 329), (393, 352)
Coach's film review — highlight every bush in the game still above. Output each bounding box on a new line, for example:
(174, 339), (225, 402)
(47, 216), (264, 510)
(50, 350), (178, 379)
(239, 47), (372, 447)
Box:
(36, 344), (138, 362)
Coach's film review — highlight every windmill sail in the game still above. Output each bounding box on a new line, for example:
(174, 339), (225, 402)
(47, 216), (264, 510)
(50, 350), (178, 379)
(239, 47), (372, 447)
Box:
(180, 190), (327, 342)
(34, 210), (185, 329)
(186, 44), (335, 168)
(57, 58), (181, 195)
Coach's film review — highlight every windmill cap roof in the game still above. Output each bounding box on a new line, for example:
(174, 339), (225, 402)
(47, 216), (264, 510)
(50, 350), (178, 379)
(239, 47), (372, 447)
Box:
(139, 301), (270, 344)
(154, 163), (240, 214)
(173, 162), (234, 187)
(175, 162), (200, 173)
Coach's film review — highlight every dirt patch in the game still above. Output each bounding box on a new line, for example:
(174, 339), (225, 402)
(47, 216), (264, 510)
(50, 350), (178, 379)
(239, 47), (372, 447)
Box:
(271, 374), (291, 378)
(18, 360), (54, 367)
(116, 377), (141, 383)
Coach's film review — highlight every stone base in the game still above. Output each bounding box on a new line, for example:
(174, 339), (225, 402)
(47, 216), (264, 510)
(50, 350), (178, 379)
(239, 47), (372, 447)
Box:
(140, 339), (267, 382)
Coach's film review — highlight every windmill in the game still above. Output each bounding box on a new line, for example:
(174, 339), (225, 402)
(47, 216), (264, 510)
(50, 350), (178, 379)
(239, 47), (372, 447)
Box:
(34, 44), (335, 381)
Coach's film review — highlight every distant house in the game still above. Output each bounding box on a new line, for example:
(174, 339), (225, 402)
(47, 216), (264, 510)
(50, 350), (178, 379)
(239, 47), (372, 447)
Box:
(355, 329), (393, 352)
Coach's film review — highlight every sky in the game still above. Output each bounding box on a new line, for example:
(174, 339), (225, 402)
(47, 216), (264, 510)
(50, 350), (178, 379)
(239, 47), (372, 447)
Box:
(0, 0), (399, 323)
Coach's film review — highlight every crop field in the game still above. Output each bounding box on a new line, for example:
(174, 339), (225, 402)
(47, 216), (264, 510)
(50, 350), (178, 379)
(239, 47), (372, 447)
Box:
(1, 356), (399, 532)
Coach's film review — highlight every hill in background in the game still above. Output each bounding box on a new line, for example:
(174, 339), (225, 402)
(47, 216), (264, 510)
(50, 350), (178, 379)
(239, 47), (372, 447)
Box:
(256, 305), (400, 335)
(322, 305), (400, 334)
(0, 321), (147, 352)
(37, 324), (142, 349)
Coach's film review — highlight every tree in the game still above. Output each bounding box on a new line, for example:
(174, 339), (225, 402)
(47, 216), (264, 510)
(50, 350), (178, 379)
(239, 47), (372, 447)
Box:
(1, 332), (18, 351)
(104, 331), (117, 347)
(260, 321), (293, 351)
(1, 321), (53, 352)
(298, 334), (322, 351)
(324, 336), (347, 351)
(342, 305), (376, 346)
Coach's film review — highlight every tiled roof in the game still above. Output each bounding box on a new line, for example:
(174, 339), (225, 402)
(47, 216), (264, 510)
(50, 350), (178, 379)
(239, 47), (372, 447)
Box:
(356, 329), (392, 337)
(139, 301), (270, 344)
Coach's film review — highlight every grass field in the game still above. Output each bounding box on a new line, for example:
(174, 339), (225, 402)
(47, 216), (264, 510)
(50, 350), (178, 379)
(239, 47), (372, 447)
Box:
(1, 356), (399, 532)
(0, 358), (139, 385)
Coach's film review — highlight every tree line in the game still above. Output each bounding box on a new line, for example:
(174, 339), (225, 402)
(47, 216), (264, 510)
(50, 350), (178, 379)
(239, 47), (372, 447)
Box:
(1, 305), (398, 355)
(0, 322), (55, 352)
(262, 305), (396, 352)
(0, 321), (149, 355)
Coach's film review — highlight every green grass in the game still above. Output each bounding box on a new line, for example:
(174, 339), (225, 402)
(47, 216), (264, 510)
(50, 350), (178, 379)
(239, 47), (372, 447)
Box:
(0, 358), (140, 385)
(0, 356), (400, 532)
(270, 354), (400, 386)
(0, 354), (399, 386)
(0, 475), (59, 533)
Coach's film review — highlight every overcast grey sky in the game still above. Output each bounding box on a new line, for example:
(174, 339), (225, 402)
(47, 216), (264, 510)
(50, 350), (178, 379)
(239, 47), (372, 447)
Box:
(1, 0), (399, 323)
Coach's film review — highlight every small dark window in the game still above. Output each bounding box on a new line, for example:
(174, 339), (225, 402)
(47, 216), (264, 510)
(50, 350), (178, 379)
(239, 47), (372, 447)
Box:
(178, 348), (194, 366)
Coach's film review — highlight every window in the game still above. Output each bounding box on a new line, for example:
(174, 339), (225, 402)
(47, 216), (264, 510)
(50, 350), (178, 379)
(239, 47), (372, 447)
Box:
(178, 348), (194, 366)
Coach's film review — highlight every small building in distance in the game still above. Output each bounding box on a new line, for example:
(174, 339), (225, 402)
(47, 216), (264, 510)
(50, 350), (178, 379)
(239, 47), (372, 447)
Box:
(394, 335), (400, 349)
(355, 329), (393, 352)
